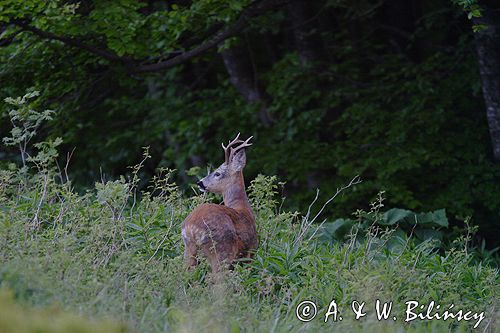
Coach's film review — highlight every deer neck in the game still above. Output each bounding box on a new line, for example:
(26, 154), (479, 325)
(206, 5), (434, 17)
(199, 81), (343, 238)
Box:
(223, 173), (253, 218)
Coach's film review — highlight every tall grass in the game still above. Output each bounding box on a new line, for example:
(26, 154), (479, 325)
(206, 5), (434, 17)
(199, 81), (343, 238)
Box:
(0, 93), (498, 332)
(0, 160), (498, 332)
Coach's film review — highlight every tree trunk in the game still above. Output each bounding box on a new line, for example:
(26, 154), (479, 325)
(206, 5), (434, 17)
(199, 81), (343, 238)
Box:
(220, 42), (273, 126)
(473, 1), (500, 162)
(287, 0), (324, 66)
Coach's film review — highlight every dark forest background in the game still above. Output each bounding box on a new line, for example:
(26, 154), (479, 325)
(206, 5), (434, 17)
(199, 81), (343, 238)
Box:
(1, 0), (499, 247)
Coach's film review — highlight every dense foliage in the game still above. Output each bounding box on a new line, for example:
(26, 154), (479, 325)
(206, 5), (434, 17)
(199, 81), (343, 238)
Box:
(1, 1), (499, 331)
(1, 0), (499, 244)
(0, 126), (498, 332)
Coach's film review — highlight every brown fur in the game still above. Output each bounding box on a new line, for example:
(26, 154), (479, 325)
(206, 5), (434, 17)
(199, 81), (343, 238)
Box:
(181, 135), (257, 272)
(182, 203), (257, 271)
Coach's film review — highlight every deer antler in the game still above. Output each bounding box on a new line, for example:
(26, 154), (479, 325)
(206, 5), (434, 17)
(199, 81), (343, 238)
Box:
(222, 132), (243, 163)
(227, 136), (253, 164)
(222, 133), (252, 164)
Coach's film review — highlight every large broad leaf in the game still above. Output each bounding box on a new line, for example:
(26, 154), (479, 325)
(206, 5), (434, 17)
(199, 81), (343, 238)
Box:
(380, 208), (415, 226)
(386, 229), (408, 253)
(416, 209), (448, 228)
(415, 228), (444, 242)
(316, 218), (355, 243)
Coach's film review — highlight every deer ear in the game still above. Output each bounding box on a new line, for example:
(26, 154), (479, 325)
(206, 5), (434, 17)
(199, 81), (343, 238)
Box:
(230, 149), (246, 172)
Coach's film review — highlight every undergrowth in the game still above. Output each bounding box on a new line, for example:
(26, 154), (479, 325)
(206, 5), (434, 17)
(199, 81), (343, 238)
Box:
(0, 93), (498, 332)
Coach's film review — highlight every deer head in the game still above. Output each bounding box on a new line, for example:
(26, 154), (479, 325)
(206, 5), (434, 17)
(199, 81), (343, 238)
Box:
(197, 133), (252, 194)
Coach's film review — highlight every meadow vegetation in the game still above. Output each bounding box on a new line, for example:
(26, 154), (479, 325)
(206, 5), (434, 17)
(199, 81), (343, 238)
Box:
(0, 95), (498, 333)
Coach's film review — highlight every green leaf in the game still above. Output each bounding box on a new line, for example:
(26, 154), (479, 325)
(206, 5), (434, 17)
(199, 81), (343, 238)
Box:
(416, 209), (448, 228)
(472, 24), (487, 33)
(316, 218), (355, 242)
(415, 228), (443, 242)
(380, 208), (415, 225)
(386, 230), (408, 253)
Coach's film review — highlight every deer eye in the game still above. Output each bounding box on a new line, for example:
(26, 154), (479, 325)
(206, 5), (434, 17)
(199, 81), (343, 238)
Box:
(214, 172), (221, 177)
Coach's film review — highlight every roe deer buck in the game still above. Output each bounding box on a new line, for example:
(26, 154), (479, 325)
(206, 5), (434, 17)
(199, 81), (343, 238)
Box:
(181, 134), (257, 271)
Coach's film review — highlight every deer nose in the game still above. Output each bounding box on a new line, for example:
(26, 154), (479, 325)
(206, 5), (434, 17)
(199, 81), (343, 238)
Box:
(197, 180), (206, 191)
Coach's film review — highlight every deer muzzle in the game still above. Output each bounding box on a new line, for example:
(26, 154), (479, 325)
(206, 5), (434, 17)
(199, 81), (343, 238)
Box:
(197, 180), (206, 192)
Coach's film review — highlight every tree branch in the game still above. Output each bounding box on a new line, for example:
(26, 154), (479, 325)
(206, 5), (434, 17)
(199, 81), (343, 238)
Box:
(131, 0), (289, 73)
(11, 19), (134, 63)
(9, 0), (289, 73)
